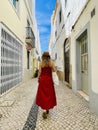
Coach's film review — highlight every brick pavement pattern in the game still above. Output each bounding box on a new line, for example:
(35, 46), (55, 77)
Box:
(0, 79), (38, 130)
(35, 82), (98, 130)
(0, 78), (98, 130)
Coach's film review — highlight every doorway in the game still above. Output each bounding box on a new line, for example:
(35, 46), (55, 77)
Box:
(27, 50), (30, 69)
(77, 30), (88, 95)
(64, 39), (70, 83)
(80, 33), (88, 94)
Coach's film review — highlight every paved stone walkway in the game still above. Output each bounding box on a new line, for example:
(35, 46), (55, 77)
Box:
(0, 78), (98, 130)
(0, 79), (38, 130)
(35, 82), (98, 130)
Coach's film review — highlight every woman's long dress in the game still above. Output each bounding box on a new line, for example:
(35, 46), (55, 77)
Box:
(36, 66), (57, 110)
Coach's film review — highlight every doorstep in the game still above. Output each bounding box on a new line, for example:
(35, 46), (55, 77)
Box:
(63, 81), (72, 89)
(78, 90), (89, 101)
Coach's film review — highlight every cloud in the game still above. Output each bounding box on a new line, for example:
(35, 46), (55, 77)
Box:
(45, 2), (55, 11)
(40, 34), (50, 52)
(38, 26), (49, 33)
(41, 36), (49, 43)
(36, 11), (51, 26)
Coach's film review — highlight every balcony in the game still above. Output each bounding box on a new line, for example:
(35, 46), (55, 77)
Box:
(25, 27), (35, 49)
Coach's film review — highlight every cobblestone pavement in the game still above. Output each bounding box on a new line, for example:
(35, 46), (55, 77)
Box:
(0, 78), (38, 130)
(0, 79), (98, 130)
(35, 82), (98, 130)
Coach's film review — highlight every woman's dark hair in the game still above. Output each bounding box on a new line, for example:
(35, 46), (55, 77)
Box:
(42, 52), (51, 66)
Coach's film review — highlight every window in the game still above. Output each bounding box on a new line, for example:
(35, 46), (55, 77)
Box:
(55, 30), (57, 38)
(11, 0), (19, 12)
(59, 10), (62, 24)
(91, 8), (95, 18)
(65, 0), (67, 8)
(0, 27), (22, 94)
(26, 20), (30, 38)
(55, 53), (57, 60)
(27, 20), (30, 27)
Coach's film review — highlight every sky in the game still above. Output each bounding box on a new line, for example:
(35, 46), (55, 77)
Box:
(35, 0), (56, 54)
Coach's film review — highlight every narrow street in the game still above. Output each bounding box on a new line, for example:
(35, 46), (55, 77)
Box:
(0, 78), (98, 130)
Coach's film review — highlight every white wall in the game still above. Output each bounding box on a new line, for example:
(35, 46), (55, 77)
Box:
(51, 0), (65, 72)
(61, 0), (88, 36)
(90, 0), (98, 93)
(50, 0), (89, 71)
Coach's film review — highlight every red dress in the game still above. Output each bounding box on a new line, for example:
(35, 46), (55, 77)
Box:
(36, 66), (57, 110)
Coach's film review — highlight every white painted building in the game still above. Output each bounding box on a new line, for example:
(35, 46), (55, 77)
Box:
(49, 11), (56, 60)
(49, 0), (89, 82)
(49, 0), (66, 81)
(32, 18), (41, 77)
(50, 0), (98, 115)
(71, 0), (98, 115)
(60, 0), (89, 86)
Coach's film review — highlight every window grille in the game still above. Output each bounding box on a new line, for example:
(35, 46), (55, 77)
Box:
(0, 25), (22, 95)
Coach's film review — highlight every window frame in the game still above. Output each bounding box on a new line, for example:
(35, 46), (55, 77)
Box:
(59, 9), (62, 24)
(10, 0), (20, 14)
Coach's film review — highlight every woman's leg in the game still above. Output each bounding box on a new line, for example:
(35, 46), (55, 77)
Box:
(46, 110), (49, 114)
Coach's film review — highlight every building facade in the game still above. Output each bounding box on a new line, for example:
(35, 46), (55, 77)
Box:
(49, 0), (89, 86)
(50, 0), (98, 115)
(49, 0), (66, 81)
(71, 0), (98, 114)
(0, 0), (40, 95)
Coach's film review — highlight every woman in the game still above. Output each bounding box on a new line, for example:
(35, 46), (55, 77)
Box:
(36, 52), (57, 119)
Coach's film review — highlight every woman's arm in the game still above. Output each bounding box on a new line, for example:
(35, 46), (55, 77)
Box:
(51, 60), (57, 73)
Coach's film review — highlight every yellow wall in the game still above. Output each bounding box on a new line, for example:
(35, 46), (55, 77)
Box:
(0, 0), (34, 80)
(33, 58), (38, 77)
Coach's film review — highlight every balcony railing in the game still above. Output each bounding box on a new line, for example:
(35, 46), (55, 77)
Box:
(25, 26), (35, 48)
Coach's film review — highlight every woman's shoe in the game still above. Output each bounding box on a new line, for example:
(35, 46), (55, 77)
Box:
(42, 112), (47, 119)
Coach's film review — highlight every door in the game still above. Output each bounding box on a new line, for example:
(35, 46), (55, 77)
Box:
(80, 34), (88, 94)
(64, 39), (70, 83)
(27, 51), (30, 69)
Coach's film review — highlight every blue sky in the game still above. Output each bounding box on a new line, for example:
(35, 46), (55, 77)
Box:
(35, 0), (56, 54)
